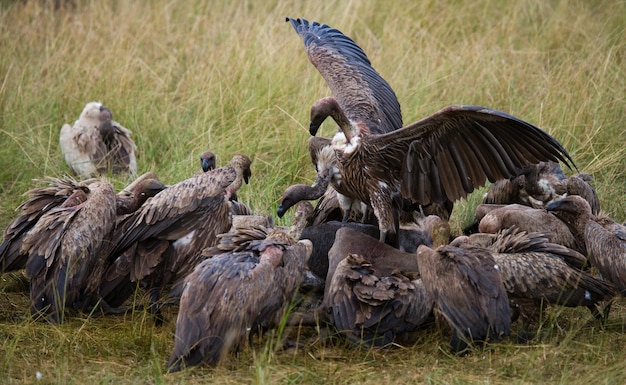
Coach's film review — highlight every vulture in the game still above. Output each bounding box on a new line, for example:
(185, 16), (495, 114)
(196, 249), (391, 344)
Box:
(277, 143), (334, 220)
(416, 217), (511, 354)
(22, 179), (118, 323)
(301, 215), (438, 282)
(60, 102), (137, 178)
(167, 203), (313, 371)
(321, 228), (434, 347)
(15, 175), (165, 322)
(285, 18), (402, 138)
(280, 17), (418, 224)
(466, 227), (616, 323)
(115, 173), (167, 216)
(0, 177), (96, 273)
(477, 203), (583, 255)
(481, 161), (600, 213)
(102, 154), (252, 322)
(200, 151), (216, 172)
(546, 195), (626, 294)
(286, 17), (575, 245)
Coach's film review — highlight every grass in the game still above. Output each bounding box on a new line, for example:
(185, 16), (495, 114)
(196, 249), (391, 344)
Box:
(1, 0), (625, 383)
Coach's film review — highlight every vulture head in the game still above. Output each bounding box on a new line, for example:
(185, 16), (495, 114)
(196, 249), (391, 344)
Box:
(309, 96), (347, 136)
(277, 169), (331, 218)
(98, 105), (115, 144)
(545, 194), (592, 232)
(200, 151), (216, 172)
(79, 101), (103, 121)
(232, 153), (252, 184)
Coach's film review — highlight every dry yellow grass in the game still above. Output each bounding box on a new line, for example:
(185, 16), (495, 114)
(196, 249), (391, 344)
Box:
(1, 0), (625, 383)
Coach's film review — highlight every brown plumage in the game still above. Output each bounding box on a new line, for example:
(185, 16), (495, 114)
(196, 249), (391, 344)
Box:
(115, 177), (167, 216)
(22, 179), (117, 322)
(278, 133), (373, 224)
(60, 102), (137, 178)
(325, 227), (423, 297)
(324, 250), (433, 347)
(482, 161), (600, 213)
(167, 207), (313, 371)
(416, 218), (511, 354)
(286, 18), (402, 138)
(546, 195), (626, 294)
(288, 18), (575, 245)
(467, 227), (616, 321)
(0, 176), (97, 273)
(102, 154), (252, 321)
(282, 18), (411, 224)
(477, 203), (583, 254)
(93, 174), (168, 310)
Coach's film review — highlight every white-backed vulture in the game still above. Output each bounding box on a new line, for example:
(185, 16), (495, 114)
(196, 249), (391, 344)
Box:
(482, 161), (600, 213)
(200, 151), (216, 172)
(60, 102), (137, 178)
(416, 218), (511, 354)
(324, 250), (433, 347)
(546, 195), (626, 294)
(280, 18), (421, 225)
(476, 203), (583, 255)
(467, 227), (616, 322)
(0, 177), (96, 273)
(167, 203), (313, 371)
(286, 17), (575, 246)
(286, 19), (402, 138)
(22, 179), (117, 323)
(102, 154), (252, 323)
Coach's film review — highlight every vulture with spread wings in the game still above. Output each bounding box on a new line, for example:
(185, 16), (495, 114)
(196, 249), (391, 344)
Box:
(286, 17), (576, 245)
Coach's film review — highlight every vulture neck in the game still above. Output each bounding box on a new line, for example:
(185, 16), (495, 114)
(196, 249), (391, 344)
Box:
(287, 202), (314, 240)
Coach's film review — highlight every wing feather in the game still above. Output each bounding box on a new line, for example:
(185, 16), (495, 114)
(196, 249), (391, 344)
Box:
(370, 105), (575, 205)
(287, 17), (402, 134)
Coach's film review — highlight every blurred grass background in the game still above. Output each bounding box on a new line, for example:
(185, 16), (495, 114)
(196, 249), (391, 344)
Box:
(1, 0), (625, 383)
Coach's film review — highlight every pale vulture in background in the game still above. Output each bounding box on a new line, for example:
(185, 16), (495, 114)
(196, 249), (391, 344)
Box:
(60, 101), (137, 179)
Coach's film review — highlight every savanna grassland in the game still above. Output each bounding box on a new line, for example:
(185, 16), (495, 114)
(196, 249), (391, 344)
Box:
(1, 0), (625, 384)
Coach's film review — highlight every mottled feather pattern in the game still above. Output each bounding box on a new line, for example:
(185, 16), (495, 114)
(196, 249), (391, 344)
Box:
(287, 17), (402, 134)
(22, 181), (117, 321)
(168, 238), (311, 370)
(326, 252), (432, 347)
(112, 166), (236, 254)
(0, 177), (96, 272)
(417, 240), (511, 350)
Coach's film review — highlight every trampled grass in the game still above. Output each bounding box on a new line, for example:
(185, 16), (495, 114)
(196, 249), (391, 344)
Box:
(1, 0), (625, 383)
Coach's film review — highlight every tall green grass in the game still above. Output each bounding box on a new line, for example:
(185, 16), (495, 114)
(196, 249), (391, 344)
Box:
(1, 0), (625, 383)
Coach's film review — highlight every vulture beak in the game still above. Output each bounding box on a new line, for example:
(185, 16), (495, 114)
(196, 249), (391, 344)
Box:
(545, 196), (576, 213)
(201, 158), (215, 172)
(277, 198), (291, 218)
(309, 121), (320, 136)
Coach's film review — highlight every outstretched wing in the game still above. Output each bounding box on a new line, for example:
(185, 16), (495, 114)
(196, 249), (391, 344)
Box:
(110, 166), (236, 256)
(287, 17), (402, 134)
(367, 105), (576, 205)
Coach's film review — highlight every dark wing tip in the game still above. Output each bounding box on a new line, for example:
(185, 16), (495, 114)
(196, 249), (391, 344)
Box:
(448, 105), (577, 171)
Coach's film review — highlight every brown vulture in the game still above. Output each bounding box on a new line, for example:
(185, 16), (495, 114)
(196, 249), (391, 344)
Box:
(416, 217), (511, 354)
(100, 154), (252, 323)
(286, 17), (575, 246)
(167, 203), (313, 371)
(547, 195), (626, 295)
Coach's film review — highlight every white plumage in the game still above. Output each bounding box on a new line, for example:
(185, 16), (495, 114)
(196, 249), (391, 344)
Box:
(60, 102), (137, 179)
